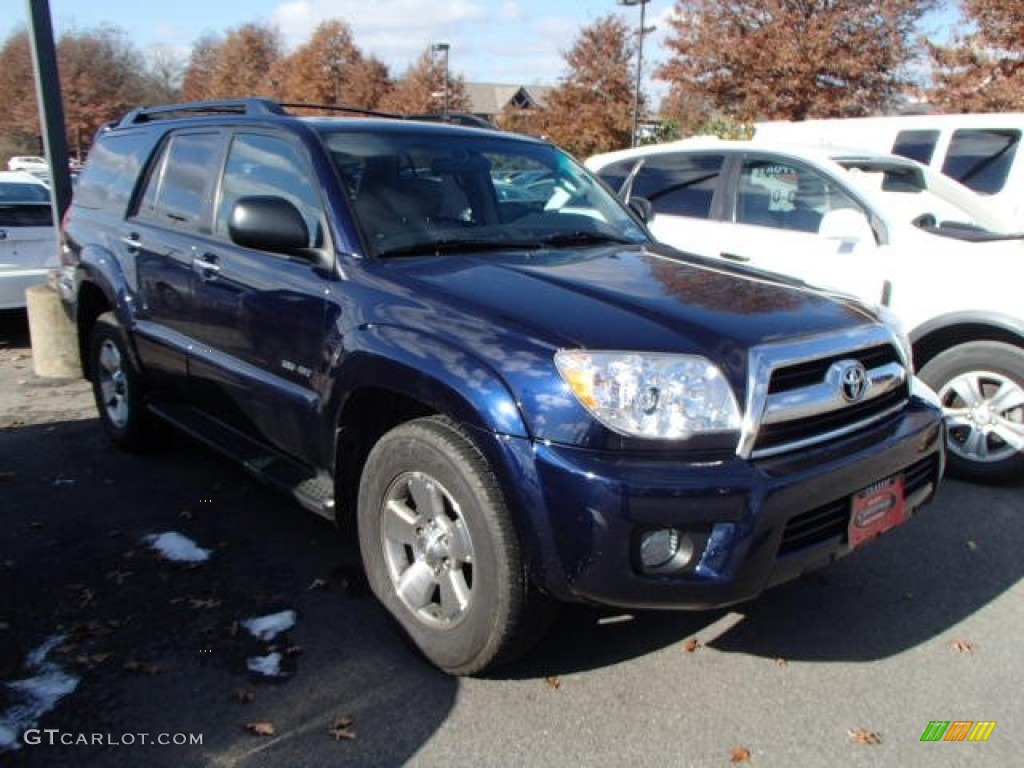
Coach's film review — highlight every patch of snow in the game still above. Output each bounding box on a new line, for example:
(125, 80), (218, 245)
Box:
(143, 531), (212, 563)
(246, 652), (285, 678)
(241, 610), (297, 642)
(0, 635), (79, 751)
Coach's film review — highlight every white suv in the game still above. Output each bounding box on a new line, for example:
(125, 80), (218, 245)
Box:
(587, 139), (1024, 482)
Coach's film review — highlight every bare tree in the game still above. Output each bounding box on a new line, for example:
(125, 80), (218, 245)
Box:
(927, 0), (1024, 111)
(657, 0), (936, 123)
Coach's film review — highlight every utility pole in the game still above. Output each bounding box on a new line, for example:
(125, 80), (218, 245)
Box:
(618, 0), (651, 147)
(431, 43), (450, 117)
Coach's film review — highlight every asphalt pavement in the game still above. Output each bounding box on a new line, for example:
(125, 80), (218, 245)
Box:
(1, 308), (1021, 767)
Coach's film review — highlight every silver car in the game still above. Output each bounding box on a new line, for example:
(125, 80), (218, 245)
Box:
(0, 171), (58, 310)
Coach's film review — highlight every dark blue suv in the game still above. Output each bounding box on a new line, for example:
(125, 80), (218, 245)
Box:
(60, 99), (945, 674)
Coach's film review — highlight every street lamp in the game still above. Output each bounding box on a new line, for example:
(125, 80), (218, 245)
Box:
(431, 42), (450, 117)
(618, 0), (651, 147)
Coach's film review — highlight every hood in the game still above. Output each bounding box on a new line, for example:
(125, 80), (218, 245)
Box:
(381, 242), (878, 388)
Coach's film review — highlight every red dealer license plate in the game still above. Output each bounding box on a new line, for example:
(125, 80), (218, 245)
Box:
(849, 475), (906, 549)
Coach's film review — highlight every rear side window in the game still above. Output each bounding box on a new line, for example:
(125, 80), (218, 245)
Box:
(137, 132), (222, 231)
(73, 131), (154, 212)
(941, 129), (1020, 195)
(598, 153), (723, 219)
(892, 129), (939, 165)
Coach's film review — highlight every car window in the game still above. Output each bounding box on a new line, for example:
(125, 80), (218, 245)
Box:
(136, 132), (221, 231)
(597, 153), (723, 219)
(736, 159), (866, 234)
(0, 181), (50, 203)
(941, 129), (1020, 196)
(322, 129), (647, 257)
(892, 130), (940, 165)
(216, 133), (324, 248)
(74, 131), (153, 212)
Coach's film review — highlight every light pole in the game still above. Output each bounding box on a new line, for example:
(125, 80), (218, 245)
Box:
(431, 42), (450, 117)
(618, 0), (650, 147)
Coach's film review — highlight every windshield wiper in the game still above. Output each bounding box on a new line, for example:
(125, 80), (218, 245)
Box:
(538, 231), (635, 247)
(378, 238), (543, 258)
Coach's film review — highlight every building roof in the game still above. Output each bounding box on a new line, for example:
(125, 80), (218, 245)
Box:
(465, 83), (554, 116)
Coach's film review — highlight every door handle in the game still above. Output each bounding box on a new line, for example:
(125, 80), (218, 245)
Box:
(720, 251), (749, 262)
(121, 232), (142, 250)
(192, 252), (222, 279)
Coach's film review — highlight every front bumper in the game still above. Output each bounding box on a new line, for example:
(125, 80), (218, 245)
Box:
(491, 396), (944, 609)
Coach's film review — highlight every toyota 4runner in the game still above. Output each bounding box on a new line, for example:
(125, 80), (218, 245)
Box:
(60, 99), (945, 675)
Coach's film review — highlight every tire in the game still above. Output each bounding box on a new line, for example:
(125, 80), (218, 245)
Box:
(917, 341), (1024, 483)
(88, 312), (154, 451)
(357, 415), (554, 675)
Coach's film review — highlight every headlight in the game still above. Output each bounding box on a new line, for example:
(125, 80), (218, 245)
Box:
(875, 304), (914, 369)
(554, 351), (741, 439)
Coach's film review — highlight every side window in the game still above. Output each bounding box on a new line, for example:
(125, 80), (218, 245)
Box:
(737, 159), (867, 234)
(892, 130), (939, 165)
(73, 131), (155, 212)
(217, 133), (324, 247)
(941, 129), (1020, 195)
(136, 132), (221, 231)
(599, 153), (723, 219)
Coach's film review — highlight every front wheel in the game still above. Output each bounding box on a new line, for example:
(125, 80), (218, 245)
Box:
(88, 312), (154, 451)
(918, 341), (1024, 483)
(357, 416), (554, 675)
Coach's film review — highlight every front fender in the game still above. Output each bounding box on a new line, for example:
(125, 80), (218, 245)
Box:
(333, 323), (529, 438)
(75, 243), (136, 329)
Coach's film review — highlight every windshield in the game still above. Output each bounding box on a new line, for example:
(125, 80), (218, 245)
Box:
(835, 156), (1016, 236)
(319, 128), (649, 257)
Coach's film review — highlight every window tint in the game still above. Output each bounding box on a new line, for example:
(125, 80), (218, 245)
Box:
(598, 153), (722, 218)
(941, 129), (1020, 195)
(737, 159), (866, 234)
(217, 133), (323, 247)
(137, 132), (221, 230)
(892, 130), (939, 165)
(74, 131), (154, 212)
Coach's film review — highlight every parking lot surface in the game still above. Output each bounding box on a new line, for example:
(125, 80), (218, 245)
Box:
(1, 309), (1021, 767)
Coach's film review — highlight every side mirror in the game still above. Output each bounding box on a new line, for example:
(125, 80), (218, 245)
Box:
(628, 196), (653, 223)
(818, 208), (873, 244)
(229, 196), (310, 254)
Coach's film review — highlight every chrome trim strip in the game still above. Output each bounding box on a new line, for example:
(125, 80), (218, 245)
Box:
(750, 402), (906, 459)
(761, 362), (906, 424)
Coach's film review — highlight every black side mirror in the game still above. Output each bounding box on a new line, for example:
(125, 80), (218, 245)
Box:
(628, 196), (653, 223)
(229, 196), (310, 254)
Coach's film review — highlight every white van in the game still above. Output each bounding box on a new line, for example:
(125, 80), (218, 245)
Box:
(755, 113), (1024, 226)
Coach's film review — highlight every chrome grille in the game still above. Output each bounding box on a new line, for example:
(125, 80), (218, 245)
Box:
(738, 326), (910, 460)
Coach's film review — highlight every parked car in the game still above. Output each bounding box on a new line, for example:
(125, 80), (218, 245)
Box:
(0, 170), (58, 310)
(7, 155), (49, 174)
(755, 113), (1024, 226)
(587, 139), (1024, 482)
(60, 99), (944, 674)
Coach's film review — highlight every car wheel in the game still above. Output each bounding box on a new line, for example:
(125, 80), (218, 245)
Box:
(89, 311), (154, 451)
(357, 415), (554, 675)
(918, 341), (1024, 483)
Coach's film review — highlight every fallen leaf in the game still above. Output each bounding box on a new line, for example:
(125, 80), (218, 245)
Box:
(730, 745), (753, 762)
(950, 639), (974, 654)
(245, 722), (276, 737)
(545, 676), (562, 690)
(773, 657), (788, 667)
(123, 660), (166, 676)
(683, 637), (701, 653)
(329, 717), (356, 741)
(308, 578), (329, 591)
(188, 598), (222, 610)
(966, 540), (978, 551)
(848, 728), (882, 745)
(284, 645), (305, 657)
(234, 689), (256, 704)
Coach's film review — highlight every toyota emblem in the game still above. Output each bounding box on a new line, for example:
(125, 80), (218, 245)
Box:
(836, 360), (869, 402)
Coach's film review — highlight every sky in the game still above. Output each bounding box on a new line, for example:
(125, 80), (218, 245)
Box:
(3, 0), (960, 100)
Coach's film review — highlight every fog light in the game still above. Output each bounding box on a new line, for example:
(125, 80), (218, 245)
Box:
(639, 528), (694, 574)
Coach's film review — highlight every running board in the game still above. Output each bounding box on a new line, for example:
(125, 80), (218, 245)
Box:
(149, 402), (336, 521)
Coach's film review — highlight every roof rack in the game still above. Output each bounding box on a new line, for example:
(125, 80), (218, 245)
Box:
(113, 98), (497, 130)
